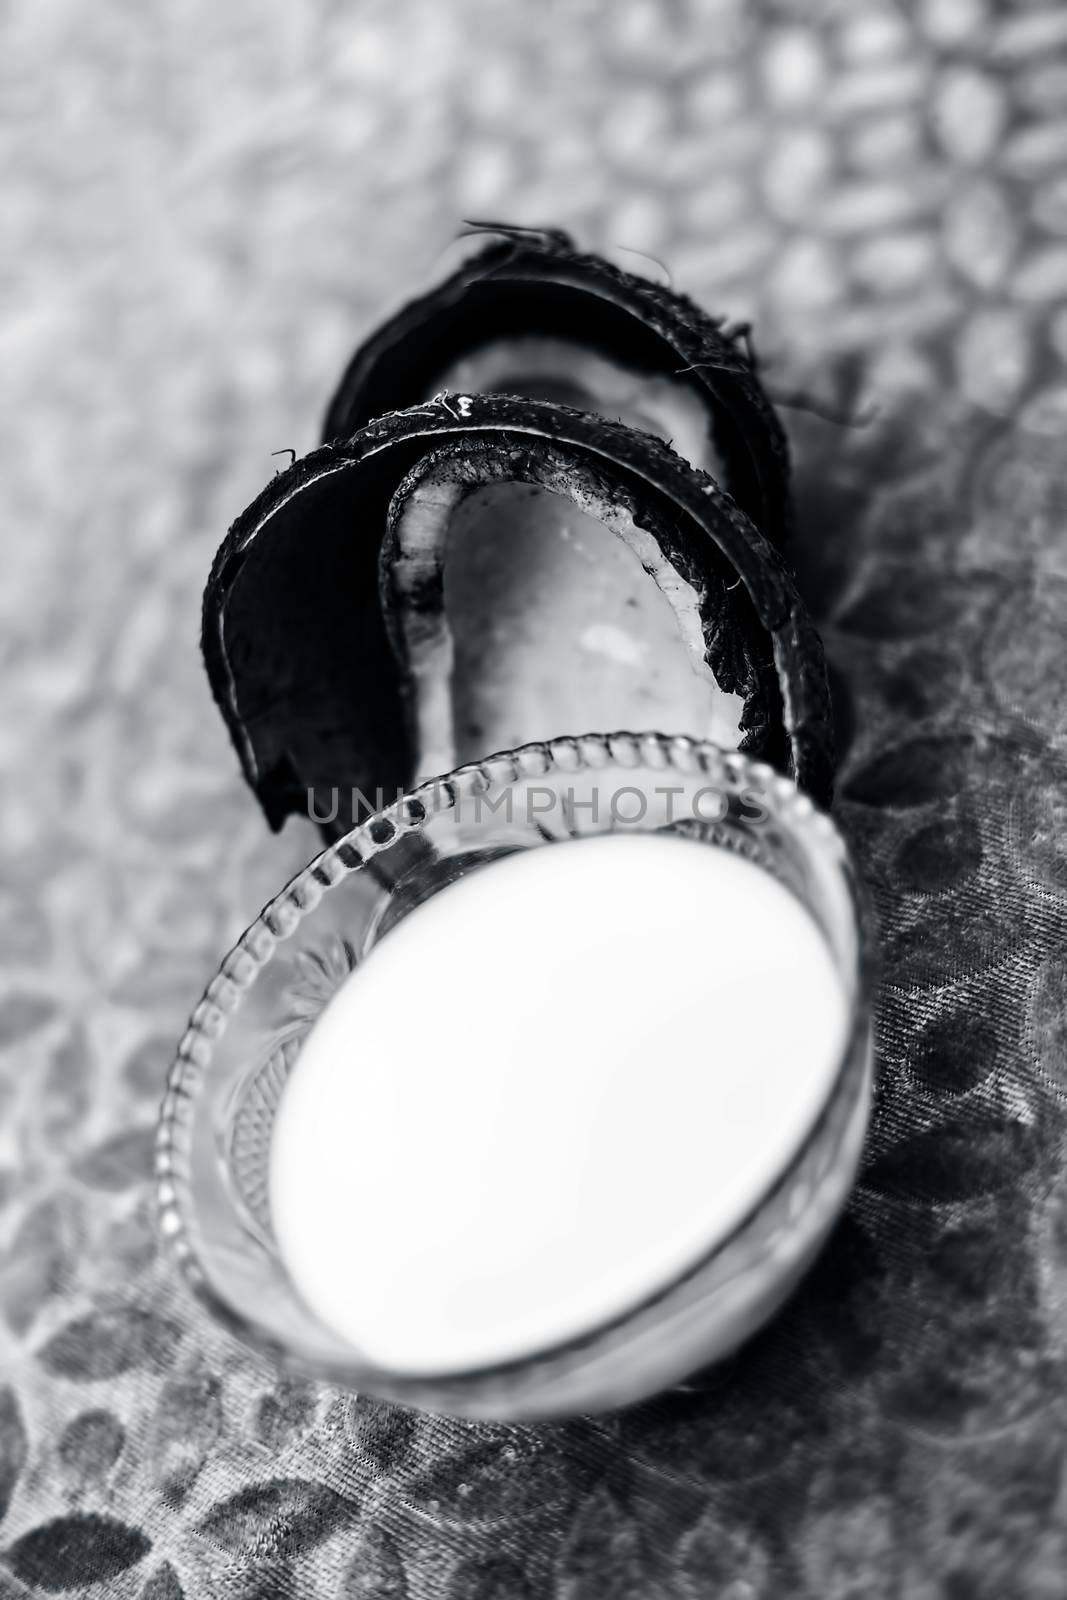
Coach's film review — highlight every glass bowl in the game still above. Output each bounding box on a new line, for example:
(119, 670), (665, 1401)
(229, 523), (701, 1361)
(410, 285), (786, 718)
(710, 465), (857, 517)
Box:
(156, 732), (873, 1419)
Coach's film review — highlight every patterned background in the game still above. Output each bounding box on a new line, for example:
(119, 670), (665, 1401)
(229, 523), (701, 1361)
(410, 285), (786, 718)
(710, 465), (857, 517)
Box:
(4, 0), (1067, 1593)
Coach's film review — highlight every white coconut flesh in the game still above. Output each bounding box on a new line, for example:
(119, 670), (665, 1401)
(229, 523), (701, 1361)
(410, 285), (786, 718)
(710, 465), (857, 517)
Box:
(385, 428), (745, 779)
(433, 336), (724, 480)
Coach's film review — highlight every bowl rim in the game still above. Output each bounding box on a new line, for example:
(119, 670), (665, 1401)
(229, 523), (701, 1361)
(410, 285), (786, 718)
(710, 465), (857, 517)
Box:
(156, 729), (875, 1416)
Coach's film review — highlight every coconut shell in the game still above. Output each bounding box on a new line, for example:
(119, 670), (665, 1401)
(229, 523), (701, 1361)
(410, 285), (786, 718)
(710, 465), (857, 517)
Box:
(321, 227), (792, 552)
(203, 394), (832, 837)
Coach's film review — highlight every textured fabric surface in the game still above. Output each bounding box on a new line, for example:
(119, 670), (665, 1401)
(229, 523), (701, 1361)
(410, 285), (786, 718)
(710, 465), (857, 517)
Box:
(4, 0), (1067, 1594)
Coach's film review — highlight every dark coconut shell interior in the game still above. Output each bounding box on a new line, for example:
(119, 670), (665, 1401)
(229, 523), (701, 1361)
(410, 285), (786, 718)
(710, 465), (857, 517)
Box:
(322, 229), (792, 554)
(203, 395), (832, 839)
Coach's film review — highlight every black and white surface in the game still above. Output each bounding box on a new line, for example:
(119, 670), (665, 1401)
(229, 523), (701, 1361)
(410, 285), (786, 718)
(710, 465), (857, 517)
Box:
(4, 1), (1067, 1593)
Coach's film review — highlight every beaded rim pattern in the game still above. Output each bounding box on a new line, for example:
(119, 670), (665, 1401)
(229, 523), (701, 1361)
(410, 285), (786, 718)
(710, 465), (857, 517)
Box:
(156, 730), (872, 1415)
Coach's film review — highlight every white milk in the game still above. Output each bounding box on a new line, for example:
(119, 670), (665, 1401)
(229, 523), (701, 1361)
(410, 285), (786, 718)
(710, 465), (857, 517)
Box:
(269, 833), (848, 1375)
